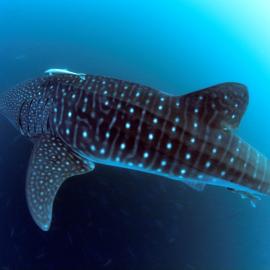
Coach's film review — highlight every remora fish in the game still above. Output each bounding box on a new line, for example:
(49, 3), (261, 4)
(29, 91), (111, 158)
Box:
(0, 70), (269, 231)
(45, 68), (86, 80)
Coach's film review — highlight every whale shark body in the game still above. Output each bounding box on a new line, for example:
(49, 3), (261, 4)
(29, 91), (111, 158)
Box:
(0, 70), (269, 231)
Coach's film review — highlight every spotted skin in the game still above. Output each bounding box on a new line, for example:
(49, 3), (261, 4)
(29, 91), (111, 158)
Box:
(0, 73), (269, 231)
(26, 135), (94, 230)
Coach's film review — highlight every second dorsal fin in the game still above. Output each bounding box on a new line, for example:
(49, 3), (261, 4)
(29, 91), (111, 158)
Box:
(179, 83), (249, 130)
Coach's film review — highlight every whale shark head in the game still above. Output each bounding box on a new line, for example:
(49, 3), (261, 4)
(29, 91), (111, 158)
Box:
(0, 83), (31, 129)
(0, 78), (53, 136)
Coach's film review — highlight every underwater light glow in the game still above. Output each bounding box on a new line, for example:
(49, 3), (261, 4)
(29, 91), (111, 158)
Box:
(192, 0), (270, 67)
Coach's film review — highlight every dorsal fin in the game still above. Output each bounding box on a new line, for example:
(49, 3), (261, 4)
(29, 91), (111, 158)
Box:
(179, 83), (249, 130)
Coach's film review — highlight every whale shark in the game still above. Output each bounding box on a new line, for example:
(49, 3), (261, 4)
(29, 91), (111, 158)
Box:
(0, 70), (269, 231)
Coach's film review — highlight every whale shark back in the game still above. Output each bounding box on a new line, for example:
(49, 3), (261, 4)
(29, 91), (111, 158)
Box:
(1, 73), (269, 231)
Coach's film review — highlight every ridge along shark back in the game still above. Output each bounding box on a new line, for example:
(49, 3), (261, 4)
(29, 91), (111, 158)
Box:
(0, 69), (269, 231)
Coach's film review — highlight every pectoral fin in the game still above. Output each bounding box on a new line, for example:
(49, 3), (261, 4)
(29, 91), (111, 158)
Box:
(26, 135), (94, 231)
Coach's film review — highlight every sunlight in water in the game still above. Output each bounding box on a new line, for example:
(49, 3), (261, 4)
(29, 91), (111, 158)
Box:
(191, 0), (270, 67)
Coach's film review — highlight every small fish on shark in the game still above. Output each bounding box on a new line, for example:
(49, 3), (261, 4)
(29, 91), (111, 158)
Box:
(45, 68), (86, 80)
(0, 68), (269, 231)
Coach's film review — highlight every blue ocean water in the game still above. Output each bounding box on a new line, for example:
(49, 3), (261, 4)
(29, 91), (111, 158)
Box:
(1, 0), (270, 269)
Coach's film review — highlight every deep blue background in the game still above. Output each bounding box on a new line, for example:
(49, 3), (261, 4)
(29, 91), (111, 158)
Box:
(1, 1), (270, 269)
